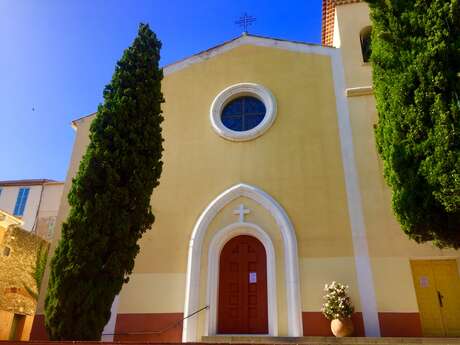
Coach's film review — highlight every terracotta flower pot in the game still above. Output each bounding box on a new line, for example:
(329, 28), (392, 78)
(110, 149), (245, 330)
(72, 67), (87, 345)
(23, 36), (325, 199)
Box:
(331, 317), (354, 337)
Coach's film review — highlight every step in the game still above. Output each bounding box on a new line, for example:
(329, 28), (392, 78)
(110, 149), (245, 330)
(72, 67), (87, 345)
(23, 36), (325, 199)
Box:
(201, 336), (460, 345)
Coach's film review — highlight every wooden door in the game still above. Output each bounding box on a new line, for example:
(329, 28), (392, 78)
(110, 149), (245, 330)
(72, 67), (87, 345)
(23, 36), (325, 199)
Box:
(411, 259), (460, 336)
(218, 235), (268, 334)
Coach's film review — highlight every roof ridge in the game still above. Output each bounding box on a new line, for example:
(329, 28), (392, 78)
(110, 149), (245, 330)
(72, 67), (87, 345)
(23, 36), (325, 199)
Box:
(162, 33), (323, 71)
(71, 34), (333, 126)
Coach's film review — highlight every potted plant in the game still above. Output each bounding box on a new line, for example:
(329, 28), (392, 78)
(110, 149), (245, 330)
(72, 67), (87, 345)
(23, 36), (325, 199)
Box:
(321, 281), (355, 337)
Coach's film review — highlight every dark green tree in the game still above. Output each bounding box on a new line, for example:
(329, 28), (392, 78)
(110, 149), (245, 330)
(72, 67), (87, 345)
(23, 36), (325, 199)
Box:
(366, 0), (460, 248)
(45, 23), (164, 339)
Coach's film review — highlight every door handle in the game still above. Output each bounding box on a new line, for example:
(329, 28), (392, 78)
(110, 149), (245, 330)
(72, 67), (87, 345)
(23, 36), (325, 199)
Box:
(437, 290), (444, 307)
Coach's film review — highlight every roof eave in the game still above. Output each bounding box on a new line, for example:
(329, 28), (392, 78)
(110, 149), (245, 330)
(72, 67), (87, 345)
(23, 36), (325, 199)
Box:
(71, 112), (97, 129)
(0, 179), (58, 187)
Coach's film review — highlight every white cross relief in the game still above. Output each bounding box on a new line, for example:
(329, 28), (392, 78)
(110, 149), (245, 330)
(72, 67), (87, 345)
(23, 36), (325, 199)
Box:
(233, 204), (250, 223)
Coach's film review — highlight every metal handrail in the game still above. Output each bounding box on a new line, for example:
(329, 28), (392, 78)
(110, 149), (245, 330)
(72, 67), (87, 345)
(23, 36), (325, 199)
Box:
(101, 305), (209, 336)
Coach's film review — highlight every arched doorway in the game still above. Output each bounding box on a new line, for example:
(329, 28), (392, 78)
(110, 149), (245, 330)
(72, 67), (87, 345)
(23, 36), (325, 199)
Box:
(183, 183), (302, 341)
(218, 235), (268, 334)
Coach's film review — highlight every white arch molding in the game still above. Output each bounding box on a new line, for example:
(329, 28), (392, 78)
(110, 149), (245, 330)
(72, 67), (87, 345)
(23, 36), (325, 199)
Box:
(207, 223), (278, 336)
(182, 183), (303, 342)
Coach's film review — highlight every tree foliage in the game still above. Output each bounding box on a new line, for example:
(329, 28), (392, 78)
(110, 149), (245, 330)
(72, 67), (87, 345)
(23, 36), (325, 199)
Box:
(45, 23), (164, 339)
(366, 0), (460, 248)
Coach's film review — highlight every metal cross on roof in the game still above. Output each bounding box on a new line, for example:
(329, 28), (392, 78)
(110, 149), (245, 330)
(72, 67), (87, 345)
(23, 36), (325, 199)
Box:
(235, 13), (256, 34)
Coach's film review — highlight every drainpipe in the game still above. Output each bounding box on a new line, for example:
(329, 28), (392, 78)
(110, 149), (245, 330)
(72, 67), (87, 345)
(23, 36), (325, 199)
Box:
(31, 184), (45, 234)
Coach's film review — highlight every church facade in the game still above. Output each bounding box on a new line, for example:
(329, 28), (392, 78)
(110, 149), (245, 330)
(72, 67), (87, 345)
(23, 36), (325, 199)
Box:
(32, 0), (460, 341)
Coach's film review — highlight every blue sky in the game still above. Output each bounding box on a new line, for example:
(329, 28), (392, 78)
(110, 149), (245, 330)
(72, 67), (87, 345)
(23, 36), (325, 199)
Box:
(0, 1), (322, 181)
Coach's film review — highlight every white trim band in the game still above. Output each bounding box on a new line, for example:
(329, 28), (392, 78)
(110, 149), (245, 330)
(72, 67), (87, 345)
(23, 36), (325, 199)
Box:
(330, 49), (381, 336)
(210, 83), (277, 141)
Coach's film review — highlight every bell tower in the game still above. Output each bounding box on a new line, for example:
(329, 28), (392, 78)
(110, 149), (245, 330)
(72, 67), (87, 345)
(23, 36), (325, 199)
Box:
(321, 0), (373, 90)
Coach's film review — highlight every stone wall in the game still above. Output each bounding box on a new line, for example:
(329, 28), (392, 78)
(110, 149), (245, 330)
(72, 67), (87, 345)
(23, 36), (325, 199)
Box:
(0, 224), (49, 339)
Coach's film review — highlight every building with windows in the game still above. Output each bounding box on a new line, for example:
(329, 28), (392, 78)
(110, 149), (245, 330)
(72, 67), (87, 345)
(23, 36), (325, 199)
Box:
(0, 179), (62, 340)
(0, 180), (64, 241)
(33, 0), (460, 341)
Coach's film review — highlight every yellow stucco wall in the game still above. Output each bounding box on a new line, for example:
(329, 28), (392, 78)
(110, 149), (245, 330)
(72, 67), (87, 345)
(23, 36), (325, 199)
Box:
(40, 43), (357, 334)
(118, 43), (354, 336)
(118, 273), (186, 313)
(138, 44), (351, 272)
(300, 257), (360, 311)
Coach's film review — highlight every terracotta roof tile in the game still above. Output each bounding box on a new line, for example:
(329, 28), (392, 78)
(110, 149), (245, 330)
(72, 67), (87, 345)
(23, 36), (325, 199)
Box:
(321, 0), (362, 46)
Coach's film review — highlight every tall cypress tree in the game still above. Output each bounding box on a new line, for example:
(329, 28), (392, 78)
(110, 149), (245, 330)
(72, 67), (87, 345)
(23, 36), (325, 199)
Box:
(45, 23), (164, 340)
(366, 0), (460, 248)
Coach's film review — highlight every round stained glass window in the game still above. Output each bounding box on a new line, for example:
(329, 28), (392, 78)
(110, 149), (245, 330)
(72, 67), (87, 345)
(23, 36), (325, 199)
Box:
(221, 96), (266, 132)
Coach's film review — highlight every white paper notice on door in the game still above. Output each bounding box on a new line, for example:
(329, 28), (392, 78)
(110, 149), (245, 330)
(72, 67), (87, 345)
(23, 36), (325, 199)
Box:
(420, 276), (429, 288)
(249, 272), (257, 283)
